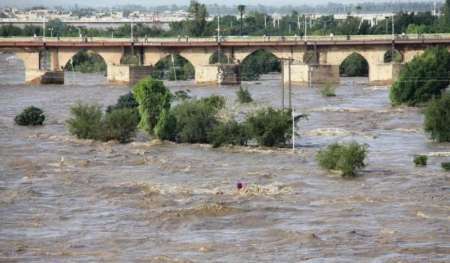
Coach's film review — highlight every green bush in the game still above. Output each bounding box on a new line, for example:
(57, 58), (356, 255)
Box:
(67, 103), (138, 143)
(320, 82), (336, 97)
(101, 108), (139, 143)
(424, 93), (450, 142)
(66, 103), (103, 140)
(441, 162), (450, 171)
(106, 92), (139, 113)
(208, 120), (251, 148)
(236, 86), (253, 103)
(316, 142), (368, 177)
(413, 155), (428, 166)
(15, 106), (45, 126)
(245, 107), (292, 147)
(133, 77), (172, 135)
(154, 109), (177, 141)
(199, 95), (225, 110)
(390, 47), (450, 106)
(171, 99), (219, 143)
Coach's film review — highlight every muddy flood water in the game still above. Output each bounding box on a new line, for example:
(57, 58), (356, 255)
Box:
(0, 56), (449, 262)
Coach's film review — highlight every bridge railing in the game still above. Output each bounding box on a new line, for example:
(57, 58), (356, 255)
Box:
(2, 34), (450, 43)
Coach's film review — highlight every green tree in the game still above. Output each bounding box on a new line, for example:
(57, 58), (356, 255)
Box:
(390, 47), (450, 106)
(245, 107), (292, 147)
(132, 78), (172, 135)
(424, 92), (450, 142)
(316, 142), (368, 177)
(237, 5), (246, 36)
(339, 53), (368, 76)
(186, 0), (208, 37)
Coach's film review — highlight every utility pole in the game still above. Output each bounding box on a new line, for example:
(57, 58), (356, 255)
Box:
(292, 107), (295, 151)
(131, 19), (134, 42)
(288, 58), (292, 109)
(304, 15), (307, 40)
(391, 14), (395, 39)
(42, 16), (46, 40)
(281, 59), (285, 109)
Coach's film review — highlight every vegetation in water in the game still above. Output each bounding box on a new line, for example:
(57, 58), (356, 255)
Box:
(132, 77), (172, 135)
(320, 82), (337, 97)
(67, 103), (103, 140)
(441, 162), (450, 171)
(316, 142), (368, 177)
(208, 120), (251, 148)
(236, 86), (253, 103)
(390, 47), (450, 106)
(245, 107), (292, 147)
(15, 106), (45, 126)
(413, 155), (428, 166)
(67, 103), (138, 143)
(424, 92), (450, 142)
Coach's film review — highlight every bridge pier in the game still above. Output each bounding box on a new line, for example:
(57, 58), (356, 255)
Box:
(282, 63), (340, 85)
(368, 63), (403, 85)
(107, 64), (154, 86)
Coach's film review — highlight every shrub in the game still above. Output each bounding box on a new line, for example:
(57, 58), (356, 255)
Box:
(171, 99), (219, 143)
(133, 77), (172, 135)
(424, 93), (450, 142)
(106, 92), (139, 113)
(245, 107), (292, 147)
(320, 82), (336, 97)
(441, 162), (450, 171)
(15, 106), (45, 126)
(101, 108), (139, 143)
(208, 120), (251, 148)
(413, 155), (428, 166)
(154, 109), (177, 141)
(199, 95), (225, 110)
(316, 142), (368, 177)
(66, 103), (103, 140)
(390, 47), (450, 106)
(236, 86), (253, 103)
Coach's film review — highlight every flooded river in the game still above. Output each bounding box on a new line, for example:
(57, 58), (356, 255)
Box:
(0, 55), (449, 262)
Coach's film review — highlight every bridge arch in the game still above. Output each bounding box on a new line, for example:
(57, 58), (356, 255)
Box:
(62, 49), (107, 73)
(384, 49), (403, 63)
(152, 53), (195, 80)
(58, 47), (122, 71)
(239, 49), (281, 81)
(339, 52), (369, 77)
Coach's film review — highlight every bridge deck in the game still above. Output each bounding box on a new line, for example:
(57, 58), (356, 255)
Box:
(1, 34), (450, 48)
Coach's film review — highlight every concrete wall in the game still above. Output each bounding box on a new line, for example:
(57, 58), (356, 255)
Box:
(370, 63), (403, 85)
(284, 63), (339, 85)
(195, 65), (219, 85)
(107, 64), (153, 85)
(107, 64), (130, 84)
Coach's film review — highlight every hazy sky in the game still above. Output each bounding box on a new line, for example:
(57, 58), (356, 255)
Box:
(0, 0), (439, 8)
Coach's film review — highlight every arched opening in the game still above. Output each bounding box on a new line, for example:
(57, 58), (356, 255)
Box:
(64, 50), (107, 73)
(384, 49), (403, 63)
(151, 54), (195, 81)
(209, 50), (230, 64)
(339, 53), (369, 77)
(0, 52), (25, 84)
(240, 49), (280, 81)
(63, 49), (107, 85)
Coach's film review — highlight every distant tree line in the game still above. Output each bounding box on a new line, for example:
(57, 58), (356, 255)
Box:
(3, 1), (450, 38)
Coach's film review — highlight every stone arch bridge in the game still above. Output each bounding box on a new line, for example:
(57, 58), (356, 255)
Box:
(1, 35), (449, 85)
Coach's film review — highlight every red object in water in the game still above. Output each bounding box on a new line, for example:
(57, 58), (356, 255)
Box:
(237, 182), (245, 190)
